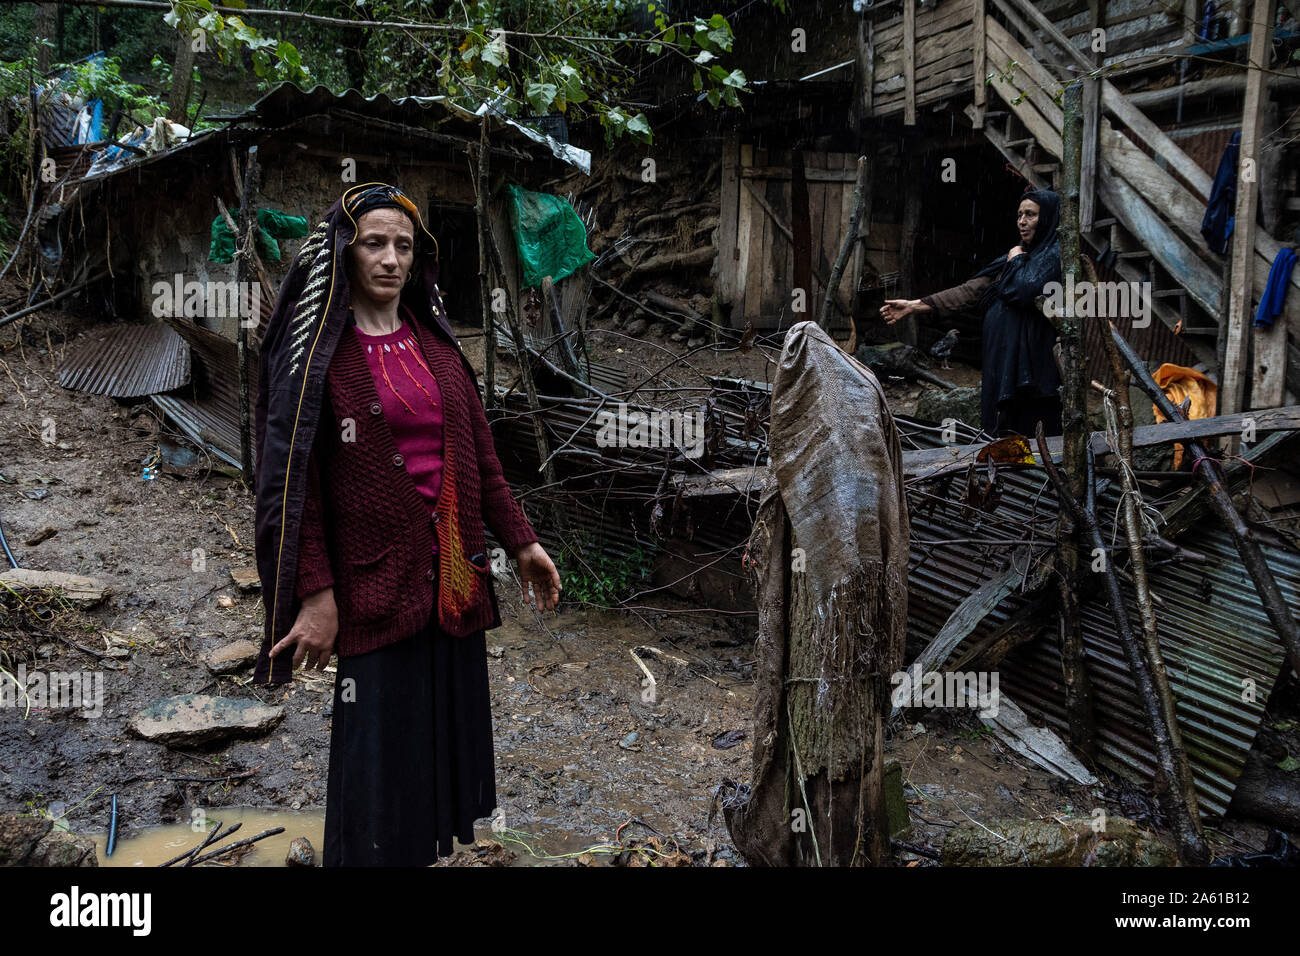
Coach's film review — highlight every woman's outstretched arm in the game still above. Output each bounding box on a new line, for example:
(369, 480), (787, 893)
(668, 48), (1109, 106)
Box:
(881, 273), (996, 324)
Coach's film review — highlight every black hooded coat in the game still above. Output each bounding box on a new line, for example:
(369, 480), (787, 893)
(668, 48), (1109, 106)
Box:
(969, 188), (1063, 433)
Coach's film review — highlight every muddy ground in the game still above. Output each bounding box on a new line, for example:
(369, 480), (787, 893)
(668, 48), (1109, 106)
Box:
(0, 302), (1282, 866)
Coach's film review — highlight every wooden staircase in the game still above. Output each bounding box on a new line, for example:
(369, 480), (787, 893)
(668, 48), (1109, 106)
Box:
(973, 6), (1299, 399)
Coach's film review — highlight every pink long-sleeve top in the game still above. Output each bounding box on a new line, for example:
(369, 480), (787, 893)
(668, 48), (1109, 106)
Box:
(354, 311), (445, 552)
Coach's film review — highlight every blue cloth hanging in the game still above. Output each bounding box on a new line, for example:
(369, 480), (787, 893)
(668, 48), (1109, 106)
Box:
(1202, 131), (1240, 255)
(1254, 248), (1298, 328)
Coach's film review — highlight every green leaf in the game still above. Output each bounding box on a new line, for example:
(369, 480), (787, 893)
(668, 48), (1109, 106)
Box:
(663, 26), (675, 45)
(693, 49), (715, 64)
(691, 69), (702, 92)
(626, 112), (651, 138)
(1279, 755), (1300, 772)
(722, 68), (746, 88)
(527, 81), (557, 113)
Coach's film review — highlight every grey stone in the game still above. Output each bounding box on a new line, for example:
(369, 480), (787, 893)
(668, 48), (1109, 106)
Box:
(0, 813), (53, 865)
(128, 694), (284, 747)
(29, 830), (98, 867)
(286, 836), (315, 867)
(203, 639), (259, 675)
(624, 318), (648, 337)
(916, 386), (982, 429)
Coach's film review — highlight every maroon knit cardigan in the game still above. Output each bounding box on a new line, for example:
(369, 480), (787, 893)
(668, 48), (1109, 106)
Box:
(287, 312), (538, 659)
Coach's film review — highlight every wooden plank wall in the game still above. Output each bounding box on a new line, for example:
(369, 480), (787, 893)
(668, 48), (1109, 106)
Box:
(729, 145), (860, 329)
(870, 0), (978, 117)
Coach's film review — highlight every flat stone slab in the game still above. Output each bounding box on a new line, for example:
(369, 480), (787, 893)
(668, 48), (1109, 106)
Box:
(230, 567), (261, 591)
(0, 568), (110, 607)
(203, 639), (259, 675)
(128, 694), (283, 747)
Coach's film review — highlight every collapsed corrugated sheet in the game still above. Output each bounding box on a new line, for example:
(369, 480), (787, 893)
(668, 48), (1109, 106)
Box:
(56, 322), (190, 398)
(492, 376), (1295, 818)
(147, 318), (260, 469)
(904, 465), (1291, 818)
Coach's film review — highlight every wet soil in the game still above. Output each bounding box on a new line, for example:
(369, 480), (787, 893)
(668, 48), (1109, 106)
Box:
(0, 303), (1276, 866)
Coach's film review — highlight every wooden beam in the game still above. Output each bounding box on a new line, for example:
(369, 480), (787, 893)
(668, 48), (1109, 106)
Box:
(1003, 0), (1093, 72)
(858, 14), (874, 121)
(1223, 0), (1276, 416)
(673, 404), (1300, 497)
(973, 0), (987, 111)
(904, 0), (917, 125)
(1080, 77), (1098, 232)
(1095, 167), (1221, 314)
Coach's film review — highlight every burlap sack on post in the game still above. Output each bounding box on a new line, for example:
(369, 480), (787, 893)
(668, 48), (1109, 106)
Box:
(722, 321), (910, 866)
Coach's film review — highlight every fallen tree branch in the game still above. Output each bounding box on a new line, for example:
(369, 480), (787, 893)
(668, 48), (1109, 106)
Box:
(1035, 424), (1207, 865)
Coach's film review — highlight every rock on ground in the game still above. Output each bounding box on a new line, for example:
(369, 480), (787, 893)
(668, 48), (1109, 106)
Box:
(940, 815), (1178, 866)
(0, 812), (96, 866)
(916, 386), (982, 430)
(128, 694), (284, 747)
(203, 639), (260, 675)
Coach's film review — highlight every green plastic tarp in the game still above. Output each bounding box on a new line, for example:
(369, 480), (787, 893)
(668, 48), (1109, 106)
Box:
(209, 207), (309, 263)
(505, 182), (595, 288)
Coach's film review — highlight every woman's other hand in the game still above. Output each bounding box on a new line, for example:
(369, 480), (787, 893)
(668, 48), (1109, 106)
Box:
(272, 588), (338, 672)
(514, 542), (561, 613)
(1007, 245), (1026, 261)
(880, 299), (919, 325)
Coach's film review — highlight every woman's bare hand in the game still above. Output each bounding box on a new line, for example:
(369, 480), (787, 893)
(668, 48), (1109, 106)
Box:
(271, 588), (338, 672)
(1007, 245), (1026, 261)
(514, 542), (561, 613)
(880, 299), (915, 325)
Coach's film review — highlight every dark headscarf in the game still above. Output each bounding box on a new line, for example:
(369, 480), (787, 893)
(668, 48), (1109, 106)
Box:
(252, 182), (466, 684)
(974, 187), (1062, 303)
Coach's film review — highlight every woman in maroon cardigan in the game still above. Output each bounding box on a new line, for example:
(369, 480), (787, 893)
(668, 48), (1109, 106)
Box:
(253, 183), (560, 866)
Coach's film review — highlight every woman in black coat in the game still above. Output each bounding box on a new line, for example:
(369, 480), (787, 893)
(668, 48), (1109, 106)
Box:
(881, 189), (1063, 438)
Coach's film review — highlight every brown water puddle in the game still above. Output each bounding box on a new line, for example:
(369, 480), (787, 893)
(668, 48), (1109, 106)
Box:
(83, 808), (616, 867)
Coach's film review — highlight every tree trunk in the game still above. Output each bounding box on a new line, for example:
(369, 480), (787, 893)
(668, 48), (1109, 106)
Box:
(168, 34), (196, 123)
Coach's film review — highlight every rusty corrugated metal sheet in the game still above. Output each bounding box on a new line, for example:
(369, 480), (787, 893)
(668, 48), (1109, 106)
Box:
(148, 318), (260, 468)
(57, 323), (190, 398)
(903, 464), (1291, 818)
(547, 374), (1293, 818)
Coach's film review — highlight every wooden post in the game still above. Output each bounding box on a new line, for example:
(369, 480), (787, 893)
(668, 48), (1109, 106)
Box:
(973, 0), (987, 123)
(903, 0), (917, 126)
(1184, 0), (1199, 43)
(1089, 0), (1105, 65)
(854, 12), (874, 126)
(896, 163), (920, 347)
(233, 146), (260, 483)
(1221, 0), (1275, 418)
(1055, 81), (1096, 756)
(475, 117), (494, 410)
(1080, 77), (1099, 233)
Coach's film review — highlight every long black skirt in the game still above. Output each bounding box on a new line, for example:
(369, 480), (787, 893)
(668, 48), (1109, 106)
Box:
(323, 611), (497, 866)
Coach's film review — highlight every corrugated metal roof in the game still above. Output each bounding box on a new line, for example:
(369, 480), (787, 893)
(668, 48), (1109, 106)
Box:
(56, 323), (190, 398)
(236, 83), (591, 174)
